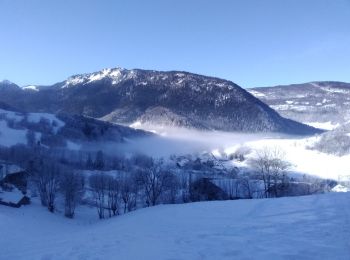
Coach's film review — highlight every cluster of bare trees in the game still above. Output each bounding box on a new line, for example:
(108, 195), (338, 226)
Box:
(137, 161), (178, 206)
(0, 140), (338, 221)
(88, 158), (179, 219)
(27, 158), (85, 217)
(23, 147), (293, 219)
(89, 173), (127, 219)
(249, 147), (290, 198)
(217, 175), (261, 200)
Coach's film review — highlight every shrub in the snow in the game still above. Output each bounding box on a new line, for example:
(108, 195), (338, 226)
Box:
(179, 172), (192, 203)
(60, 171), (84, 218)
(31, 160), (60, 212)
(119, 173), (138, 213)
(89, 172), (108, 219)
(106, 175), (120, 217)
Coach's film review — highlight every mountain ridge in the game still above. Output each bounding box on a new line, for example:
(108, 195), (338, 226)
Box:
(0, 68), (320, 134)
(248, 81), (350, 127)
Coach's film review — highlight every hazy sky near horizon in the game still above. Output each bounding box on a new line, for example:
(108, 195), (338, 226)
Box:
(0, 0), (349, 87)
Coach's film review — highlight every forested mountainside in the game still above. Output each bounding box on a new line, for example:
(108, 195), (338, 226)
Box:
(0, 69), (318, 134)
(248, 81), (350, 128)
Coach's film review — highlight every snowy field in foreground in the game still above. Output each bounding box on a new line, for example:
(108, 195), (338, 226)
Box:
(0, 193), (349, 260)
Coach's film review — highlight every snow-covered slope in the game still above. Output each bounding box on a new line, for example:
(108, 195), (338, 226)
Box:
(0, 109), (65, 146)
(0, 193), (349, 259)
(61, 67), (133, 88)
(0, 107), (151, 150)
(312, 121), (350, 156)
(248, 81), (350, 127)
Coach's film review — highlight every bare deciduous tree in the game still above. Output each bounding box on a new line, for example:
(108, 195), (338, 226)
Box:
(179, 172), (191, 203)
(120, 173), (138, 213)
(249, 147), (290, 198)
(106, 175), (120, 217)
(60, 170), (84, 218)
(32, 161), (60, 212)
(89, 172), (107, 219)
(137, 159), (176, 206)
(94, 150), (105, 170)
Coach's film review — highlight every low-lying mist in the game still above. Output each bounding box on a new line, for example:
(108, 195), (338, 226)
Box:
(85, 126), (295, 158)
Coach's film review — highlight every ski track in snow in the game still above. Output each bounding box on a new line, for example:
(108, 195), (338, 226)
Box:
(0, 193), (349, 260)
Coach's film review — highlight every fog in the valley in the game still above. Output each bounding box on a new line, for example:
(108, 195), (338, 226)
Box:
(85, 126), (297, 157)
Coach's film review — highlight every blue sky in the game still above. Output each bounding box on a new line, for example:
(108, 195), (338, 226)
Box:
(0, 0), (349, 87)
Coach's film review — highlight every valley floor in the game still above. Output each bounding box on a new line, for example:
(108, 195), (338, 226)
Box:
(0, 193), (349, 260)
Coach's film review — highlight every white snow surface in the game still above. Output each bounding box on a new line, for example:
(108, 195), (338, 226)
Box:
(27, 113), (65, 133)
(0, 121), (27, 146)
(0, 188), (24, 203)
(22, 85), (39, 91)
(304, 121), (340, 130)
(0, 110), (65, 145)
(62, 68), (133, 88)
(0, 193), (349, 259)
(27, 113), (63, 126)
(0, 109), (65, 131)
(332, 184), (350, 192)
(0, 109), (24, 122)
(247, 89), (266, 97)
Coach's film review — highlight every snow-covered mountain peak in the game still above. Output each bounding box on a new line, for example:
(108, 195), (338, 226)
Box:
(62, 67), (133, 88)
(22, 85), (39, 91)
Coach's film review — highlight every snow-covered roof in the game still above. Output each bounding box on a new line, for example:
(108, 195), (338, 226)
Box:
(331, 184), (350, 193)
(0, 188), (25, 203)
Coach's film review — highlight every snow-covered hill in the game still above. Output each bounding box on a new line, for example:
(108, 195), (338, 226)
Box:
(248, 81), (350, 128)
(0, 107), (151, 150)
(0, 68), (319, 134)
(0, 193), (349, 260)
(312, 121), (350, 156)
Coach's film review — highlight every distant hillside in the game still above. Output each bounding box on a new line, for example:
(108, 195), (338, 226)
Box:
(312, 122), (350, 156)
(248, 81), (350, 129)
(0, 68), (318, 134)
(0, 107), (151, 150)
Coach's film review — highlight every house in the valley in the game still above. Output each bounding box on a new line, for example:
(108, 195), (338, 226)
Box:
(0, 162), (30, 208)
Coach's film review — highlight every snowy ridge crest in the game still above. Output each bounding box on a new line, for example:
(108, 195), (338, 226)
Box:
(62, 67), (135, 88)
